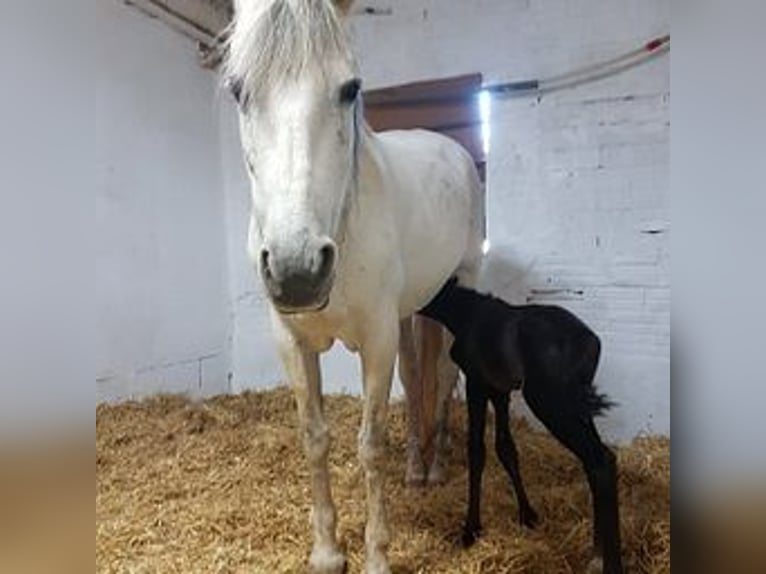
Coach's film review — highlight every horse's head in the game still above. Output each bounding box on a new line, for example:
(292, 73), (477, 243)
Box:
(226, 0), (360, 314)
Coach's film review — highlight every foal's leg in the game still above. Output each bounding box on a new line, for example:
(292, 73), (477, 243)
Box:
(397, 317), (426, 486)
(488, 392), (538, 529)
(428, 328), (459, 485)
(462, 377), (488, 547)
(275, 330), (344, 574)
(581, 420), (621, 574)
(359, 317), (399, 574)
(430, 263), (480, 484)
(524, 385), (623, 574)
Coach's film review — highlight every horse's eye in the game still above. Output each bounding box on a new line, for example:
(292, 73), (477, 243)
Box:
(339, 78), (362, 104)
(227, 76), (244, 105)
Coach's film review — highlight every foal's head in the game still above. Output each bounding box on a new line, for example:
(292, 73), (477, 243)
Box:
(226, 0), (361, 313)
(420, 277), (461, 323)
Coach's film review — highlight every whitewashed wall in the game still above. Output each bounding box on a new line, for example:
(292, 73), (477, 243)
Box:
(94, 1), (229, 402)
(221, 0), (670, 441)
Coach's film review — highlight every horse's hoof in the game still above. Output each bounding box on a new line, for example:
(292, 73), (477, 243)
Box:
(364, 553), (391, 574)
(426, 463), (447, 486)
(405, 467), (426, 488)
(519, 505), (539, 529)
(405, 451), (426, 487)
(404, 474), (426, 488)
(309, 547), (347, 574)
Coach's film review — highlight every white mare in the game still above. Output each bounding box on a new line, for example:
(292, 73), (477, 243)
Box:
(225, 1), (483, 572)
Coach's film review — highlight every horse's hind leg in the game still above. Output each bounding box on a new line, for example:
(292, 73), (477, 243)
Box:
(488, 392), (538, 528)
(427, 326), (458, 484)
(523, 382), (623, 574)
(428, 260), (481, 484)
(398, 317), (426, 486)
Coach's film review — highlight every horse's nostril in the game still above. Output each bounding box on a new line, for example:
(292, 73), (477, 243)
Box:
(318, 244), (335, 279)
(260, 250), (271, 278)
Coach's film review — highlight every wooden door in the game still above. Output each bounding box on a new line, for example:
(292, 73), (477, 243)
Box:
(363, 73), (486, 182)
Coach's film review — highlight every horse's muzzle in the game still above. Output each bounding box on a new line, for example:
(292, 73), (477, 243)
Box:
(259, 241), (336, 313)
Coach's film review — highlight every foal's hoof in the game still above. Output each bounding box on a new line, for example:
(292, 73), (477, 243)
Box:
(460, 526), (481, 548)
(519, 505), (540, 529)
(585, 554), (623, 574)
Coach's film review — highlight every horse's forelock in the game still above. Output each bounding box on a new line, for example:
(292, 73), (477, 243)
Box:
(224, 0), (352, 105)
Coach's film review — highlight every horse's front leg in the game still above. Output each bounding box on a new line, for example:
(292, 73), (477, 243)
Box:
(275, 325), (345, 574)
(359, 316), (399, 574)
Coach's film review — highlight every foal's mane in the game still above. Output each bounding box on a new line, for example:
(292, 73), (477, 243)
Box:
(224, 0), (352, 102)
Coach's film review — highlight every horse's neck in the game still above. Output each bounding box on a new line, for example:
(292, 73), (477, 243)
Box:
(350, 127), (391, 216)
(335, 126), (392, 266)
(357, 125), (385, 182)
(442, 290), (481, 335)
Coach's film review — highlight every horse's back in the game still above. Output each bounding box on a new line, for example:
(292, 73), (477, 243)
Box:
(372, 129), (484, 314)
(377, 128), (476, 162)
(376, 129), (479, 191)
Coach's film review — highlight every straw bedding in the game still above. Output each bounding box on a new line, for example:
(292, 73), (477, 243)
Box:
(97, 387), (669, 573)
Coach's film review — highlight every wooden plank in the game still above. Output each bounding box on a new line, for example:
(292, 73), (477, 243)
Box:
(365, 100), (480, 133)
(363, 74), (485, 165)
(364, 73), (483, 106)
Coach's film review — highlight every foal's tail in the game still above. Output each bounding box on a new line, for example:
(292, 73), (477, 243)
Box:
(573, 331), (616, 418)
(578, 385), (616, 418)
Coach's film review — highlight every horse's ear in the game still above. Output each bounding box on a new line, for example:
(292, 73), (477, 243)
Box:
(333, 0), (355, 16)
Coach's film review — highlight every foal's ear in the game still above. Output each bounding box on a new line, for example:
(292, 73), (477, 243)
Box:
(333, 0), (355, 16)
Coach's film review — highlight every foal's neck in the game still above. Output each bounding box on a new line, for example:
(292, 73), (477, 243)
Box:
(422, 286), (487, 337)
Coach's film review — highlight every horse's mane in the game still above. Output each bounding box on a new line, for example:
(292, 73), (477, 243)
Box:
(224, 0), (352, 103)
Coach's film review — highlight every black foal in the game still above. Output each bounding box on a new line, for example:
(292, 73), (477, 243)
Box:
(419, 278), (623, 574)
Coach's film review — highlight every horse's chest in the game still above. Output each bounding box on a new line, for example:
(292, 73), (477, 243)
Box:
(285, 305), (364, 353)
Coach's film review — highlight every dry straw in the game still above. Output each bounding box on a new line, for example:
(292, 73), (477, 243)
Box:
(97, 388), (669, 573)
